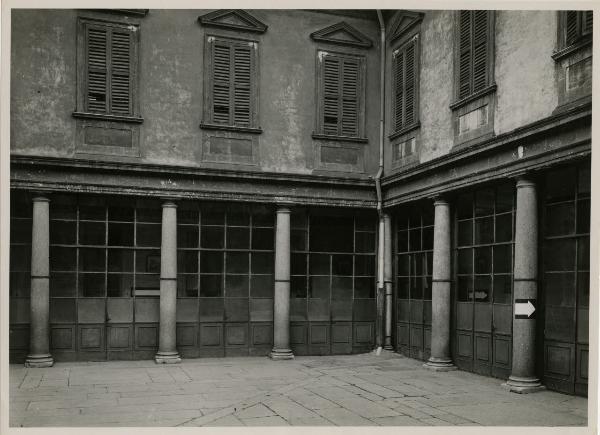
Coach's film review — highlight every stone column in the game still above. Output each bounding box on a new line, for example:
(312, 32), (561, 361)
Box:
(270, 206), (294, 360)
(155, 201), (181, 364)
(383, 213), (393, 350)
(425, 197), (456, 371)
(25, 195), (54, 368)
(503, 176), (544, 393)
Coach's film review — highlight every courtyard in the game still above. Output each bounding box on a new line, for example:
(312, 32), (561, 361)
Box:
(9, 350), (587, 427)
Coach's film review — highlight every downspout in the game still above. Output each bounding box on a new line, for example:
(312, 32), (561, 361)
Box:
(375, 9), (386, 353)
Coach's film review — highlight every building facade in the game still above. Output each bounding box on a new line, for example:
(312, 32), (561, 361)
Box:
(9, 9), (592, 396)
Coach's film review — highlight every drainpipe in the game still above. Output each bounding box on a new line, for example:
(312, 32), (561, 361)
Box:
(375, 9), (386, 352)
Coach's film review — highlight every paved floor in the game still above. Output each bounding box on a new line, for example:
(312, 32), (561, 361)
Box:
(10, 351), (587, 427)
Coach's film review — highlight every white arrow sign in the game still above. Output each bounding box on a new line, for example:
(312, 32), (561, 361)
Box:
(515, 300), (535, 317)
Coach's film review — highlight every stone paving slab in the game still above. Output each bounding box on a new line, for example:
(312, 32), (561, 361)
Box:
(9, 350), (588, 427)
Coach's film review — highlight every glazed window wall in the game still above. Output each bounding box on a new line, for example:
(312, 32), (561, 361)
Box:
(395, 203), (434, 360)
(175, 203), (275, 357)
(542, 163), (590, 395)
(290, 210), (377, 355)
(454, 183), (515, 378)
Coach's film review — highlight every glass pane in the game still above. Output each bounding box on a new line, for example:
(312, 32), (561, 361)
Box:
(107, 273), (133, 297)
(457, 276), (473, 301)
(356, 216), (375, 231)
(410, 276), (423, 299)
(79, 273), (106, 297)
(178, 207), (199, 225)
(202, 206), (226, 225)
(253, 206), (274, 227)
(457, 193), (473, 219)
(11, 218), (32, 244)
(226, 252), (249, 274)
(178, 250), (198, 273)
(79, 221), (106, 245)
(474, 217), (494, 244)
(291, 230), (307, 251)
(578, 237), (590, 270)
(50, 247), (77, 271)
(396, 215), (408, 231)
(397, 277), (409, 299)
(423, 276), (432, 300)
(50, 220), (76, 245)
(135, 250), (160, 273)
(291, 210), (307, 229)
(546, 167), (576, 202)
(496, 184), (514, 213)
(495, 213), (513, 242)
(474, 275), (491, 302)
(309, 276), (329, 299)
(79, 198), (106, 220)
(177, 274), (198, 297)
(545, 272), (575, 307)
(291, 276), (307, 298)
(201, 226), (224, 249)
(200, 274), (223, 297)
(474, 246), (492, 274)
(50, 195), (76, 220)
(426, 252), (433, 277)
(577, 271), (589, 308)
(310, 216), (353, 253)
(227, 207), (250, 226)
(178, 225), (199, 248)
(291, 253), (307, 275)
(136, 273), (160, 290)
(544, 239), (576, 271)
(458, 220), (473, 247)
(250, 275), (273, 297)
(227, 227), (249, 249)
(409, 228), (421, 252)
(475, 188), (495, 217)
(493, 275), (512, 304)
(422, 206), (434, 227)
(108, 222), (134, 246)
(49, 272), (76, 297)
(252, 252), (274, 274)
(9, 271), (29, 297)
(457, 249), (473, 274)
(422, 227), (434, 251)
(578, 165), (591, 195)
(332, 254), (353, 276)
(251, 227), (274, 250)
(108, 204), (134, 222)
(332, 276), (352, 300)
(397, 230), (408, 253)
(493, 244), (512, 274)
(355, 255), (375, 276)
(136, 204), (161, 223)
(225, 274), (248, 297)
(310, 254), (330, 275)
(545, 202), (575, 237)
(408, 207), (421, 228)
(136, 223), (161, 247)
(79, 248), (105, 272)
(200, 251), (223, 274)
(355, 232), (376, 253)
(577, 199), (590, 234)
(354, 277), (374, 298)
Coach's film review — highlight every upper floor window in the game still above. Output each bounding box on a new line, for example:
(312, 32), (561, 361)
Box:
(202, 36), (259, 130)
(456, 10), (495, 101)
(562, 11), (593, 48)
(392, 36), (419, 134)
(315, 51), (366, 139)
(80, 19), (138, 116)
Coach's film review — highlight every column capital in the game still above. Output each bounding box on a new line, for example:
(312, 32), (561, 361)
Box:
(515, 176), (536, 189)
(276, 205), (292, 214)
(161, 200), (178, 208)
(432, 195), (450, 207)
(31, 195), (50, 203)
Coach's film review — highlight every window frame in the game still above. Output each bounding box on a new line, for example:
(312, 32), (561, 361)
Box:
(390, 34), (421, 139)
(201, 34), (261, 134)
(74, 15), (142, 123)
(553, 11), (593, 62)
(313, 49), (367, 142)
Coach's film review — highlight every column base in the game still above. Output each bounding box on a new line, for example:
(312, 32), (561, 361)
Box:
(502, 376), (545, 394)
(154, 351), (181, 364)
(383, 344), (394, 351)
(25, 354), (54, 368)
(424, 357), (457, 372)
(269, 348), (294, 360)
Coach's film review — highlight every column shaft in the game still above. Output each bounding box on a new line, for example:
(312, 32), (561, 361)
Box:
(155, 201), (181, 363)
(425, 198), (456, 371)
(270, 207), (294, 360)
(25, 196), (53, 368)
(383, 213), (393, 350)
(504, 177), (544, 393)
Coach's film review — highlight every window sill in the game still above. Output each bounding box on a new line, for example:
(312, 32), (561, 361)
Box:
(552, 38), (592, 62)
(200, 123), (263, 134)
(72, 111), (144, 124)
(312, 133), (368, 144)
(449, 83), (497, 111)
(389, 122), (420, 141)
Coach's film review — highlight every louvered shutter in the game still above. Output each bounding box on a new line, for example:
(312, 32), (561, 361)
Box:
(86, 26), (108, 113)
(323, 55), (340, 135)
(233, 46), (252, 126)
(394, 50), (404, 132)
(341, 58), (359, 136)
(458, 11), (472, 99)
(582, 11), (593, 35)
(110, 29), (132, 115)
(472, 11), (488, 93)
(212, 43), (231, 124)
(404, 41), (416, 126)
(566, 11), (579, 44)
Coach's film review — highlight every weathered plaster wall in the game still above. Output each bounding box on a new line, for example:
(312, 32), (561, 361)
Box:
(495, 11), (558, 135)
(11, 10), (77, 157)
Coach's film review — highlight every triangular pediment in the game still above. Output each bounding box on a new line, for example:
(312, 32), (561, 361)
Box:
(390, 11), (424, 42)
(310, 22), (373, 48)
(198, 10), (267, 34)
